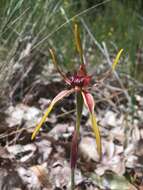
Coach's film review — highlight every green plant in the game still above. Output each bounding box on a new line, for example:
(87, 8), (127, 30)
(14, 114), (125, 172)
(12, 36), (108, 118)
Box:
(31, 23), (123, 190)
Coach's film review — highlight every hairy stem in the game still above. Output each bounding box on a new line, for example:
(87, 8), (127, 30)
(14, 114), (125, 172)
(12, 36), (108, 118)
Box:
(71, 168), (75, 190)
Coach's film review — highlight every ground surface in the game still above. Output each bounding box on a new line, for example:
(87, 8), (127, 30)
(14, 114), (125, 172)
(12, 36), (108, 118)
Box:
(0, 63), (143, 190)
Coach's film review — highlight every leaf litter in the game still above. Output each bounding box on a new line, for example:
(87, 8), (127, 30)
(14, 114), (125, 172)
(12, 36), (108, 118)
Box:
(0, 64), (143, 190)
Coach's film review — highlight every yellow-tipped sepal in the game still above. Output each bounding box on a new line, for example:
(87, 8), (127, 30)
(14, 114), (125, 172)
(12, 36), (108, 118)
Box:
(82, 91), (102, 159)
(112, 49), (123, 71)
(31, 89), (74, 140)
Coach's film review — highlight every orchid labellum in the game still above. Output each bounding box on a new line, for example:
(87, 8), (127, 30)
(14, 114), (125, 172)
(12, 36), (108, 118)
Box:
(31, 23), (123, 190)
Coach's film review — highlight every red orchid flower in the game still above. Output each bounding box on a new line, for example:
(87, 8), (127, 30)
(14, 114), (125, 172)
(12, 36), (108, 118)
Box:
(31, 23), (123, 173)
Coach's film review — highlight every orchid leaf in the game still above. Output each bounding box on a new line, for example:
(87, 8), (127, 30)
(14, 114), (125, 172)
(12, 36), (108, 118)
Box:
(82, 91), (102, 159)
(49, 48), (70, 84)
(74, 23), (84, 64)
(31, 89), (74, 140)
(112, 49), (123, 71)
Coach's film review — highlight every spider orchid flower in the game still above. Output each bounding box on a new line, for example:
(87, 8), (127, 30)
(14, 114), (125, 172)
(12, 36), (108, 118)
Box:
(31, 24), (123, 169)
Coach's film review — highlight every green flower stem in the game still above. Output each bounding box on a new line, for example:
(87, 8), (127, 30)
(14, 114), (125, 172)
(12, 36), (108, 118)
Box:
(71, 92), (83, 190)
(76, 92), (83, 132)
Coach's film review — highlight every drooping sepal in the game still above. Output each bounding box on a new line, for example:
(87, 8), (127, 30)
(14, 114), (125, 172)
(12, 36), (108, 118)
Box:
(82, 91), (102, 159)
(31, 89), (74, 140)
(89, 112), (102, 159)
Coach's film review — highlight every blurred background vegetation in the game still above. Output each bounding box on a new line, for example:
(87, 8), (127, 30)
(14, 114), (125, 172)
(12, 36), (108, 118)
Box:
(0, 0), (143, 100)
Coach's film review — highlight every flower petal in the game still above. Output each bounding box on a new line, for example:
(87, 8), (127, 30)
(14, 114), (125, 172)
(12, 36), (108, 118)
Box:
(49, 48), (71, 84)
(82, 91), (102, 159)
(74, 23), (84, 64)
(31, 89), (74, 140)
(112, 49), (123, 71)
(77, 64), (87, 76)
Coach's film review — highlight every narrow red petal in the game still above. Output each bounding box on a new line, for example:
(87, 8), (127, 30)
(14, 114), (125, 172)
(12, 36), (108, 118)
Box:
(49, 48), (71, 85)
(83, 76), (92, 86)
(51, 89), (74, 105)
(77, 64), (87, 76)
